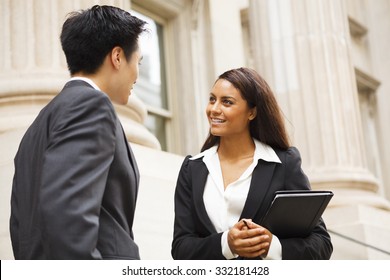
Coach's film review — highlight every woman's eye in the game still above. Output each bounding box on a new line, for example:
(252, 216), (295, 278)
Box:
(209, 96), (216, 102)
(223, 99), (233, 105)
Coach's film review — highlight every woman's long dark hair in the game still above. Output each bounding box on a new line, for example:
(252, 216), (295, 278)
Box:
(201, 67), (290, 152)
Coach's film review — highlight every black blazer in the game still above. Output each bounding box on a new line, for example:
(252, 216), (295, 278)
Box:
(10, 81), (140, 259)
(172, 147), (333, 260)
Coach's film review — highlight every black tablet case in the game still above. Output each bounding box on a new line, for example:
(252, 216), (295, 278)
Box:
(260, 190), (333, 238)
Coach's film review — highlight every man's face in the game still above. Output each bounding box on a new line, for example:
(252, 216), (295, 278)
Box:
(114, 47), (142, 105)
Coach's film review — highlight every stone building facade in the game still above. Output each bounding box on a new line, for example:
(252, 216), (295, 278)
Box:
(1, 0), (389, 259)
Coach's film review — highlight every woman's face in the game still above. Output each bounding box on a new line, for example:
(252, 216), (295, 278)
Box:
(206, 79), (256, 138)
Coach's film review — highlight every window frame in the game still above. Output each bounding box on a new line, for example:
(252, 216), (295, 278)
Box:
(131, 4), (176, 152)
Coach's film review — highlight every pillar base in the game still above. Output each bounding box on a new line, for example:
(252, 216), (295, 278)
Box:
(324, 204), (390, 259)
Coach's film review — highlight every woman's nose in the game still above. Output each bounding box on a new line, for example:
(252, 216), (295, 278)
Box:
(210, 102), (221, 114)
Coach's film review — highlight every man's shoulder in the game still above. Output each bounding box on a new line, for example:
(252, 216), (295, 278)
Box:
(34, 81), (116, 131)
(51, 81), (113, 112)
(61, 80), (108, 99)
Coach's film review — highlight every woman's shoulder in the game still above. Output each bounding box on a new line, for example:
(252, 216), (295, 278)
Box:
(273, 146), (302, 163)
(180, 154), (203, 169)
(273, 146), (300, 154)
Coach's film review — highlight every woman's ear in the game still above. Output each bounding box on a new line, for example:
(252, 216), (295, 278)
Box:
(249, 107), (257, 121)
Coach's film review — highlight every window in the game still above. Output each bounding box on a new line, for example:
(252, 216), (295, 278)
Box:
(131, 9), (170, 150)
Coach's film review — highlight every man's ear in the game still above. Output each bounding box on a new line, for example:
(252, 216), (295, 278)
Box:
(110, 46), (122, 69)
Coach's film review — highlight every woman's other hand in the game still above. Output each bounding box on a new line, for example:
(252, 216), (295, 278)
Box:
(227, 219), (273, 258)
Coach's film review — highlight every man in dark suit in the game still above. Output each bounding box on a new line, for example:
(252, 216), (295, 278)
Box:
(10, 5), (147, 259)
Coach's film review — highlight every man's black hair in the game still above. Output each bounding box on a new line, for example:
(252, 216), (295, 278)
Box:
(60, 5), (147, 75)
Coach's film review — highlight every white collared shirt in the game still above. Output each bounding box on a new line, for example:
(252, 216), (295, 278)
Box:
(69, 77), (101, 91)
(190, 139), (282, 259)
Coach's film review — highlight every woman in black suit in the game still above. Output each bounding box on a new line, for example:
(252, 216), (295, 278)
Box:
(171, 67), (333, 260)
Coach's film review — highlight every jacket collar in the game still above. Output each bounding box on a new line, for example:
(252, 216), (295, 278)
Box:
(190, 139), (281, 164)
(69, 77), (101, 91)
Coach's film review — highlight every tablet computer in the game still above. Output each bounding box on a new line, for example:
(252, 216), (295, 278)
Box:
(260, 190), (334, 238)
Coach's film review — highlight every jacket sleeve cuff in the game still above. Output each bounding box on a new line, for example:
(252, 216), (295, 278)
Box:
(221, 230), (238, 259)
(264, 235), (282, 260)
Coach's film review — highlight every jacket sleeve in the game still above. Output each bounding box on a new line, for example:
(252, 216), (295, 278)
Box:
(171, 156), (225, 260)
(279, 147), (333, 260)
(39, 91), (117, 259)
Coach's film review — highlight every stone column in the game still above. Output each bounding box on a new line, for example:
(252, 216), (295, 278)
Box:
(248, 0), (389, 208)
(248, 0), (390, 259)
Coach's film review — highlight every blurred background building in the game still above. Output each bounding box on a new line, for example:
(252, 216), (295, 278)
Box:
(1, 0), (390, 259)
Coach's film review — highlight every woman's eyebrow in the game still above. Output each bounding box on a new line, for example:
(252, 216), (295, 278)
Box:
(209, 93), (236, 100)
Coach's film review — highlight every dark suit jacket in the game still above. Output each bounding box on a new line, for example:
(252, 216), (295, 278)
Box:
(172, 147), (333, 260)
(10, 80), (140, 259)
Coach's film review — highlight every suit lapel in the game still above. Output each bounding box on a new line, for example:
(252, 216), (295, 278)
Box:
(127, 141), (140, 186)
(239, 160), (276, 220)
(190, 158), (278, 233)
(191, 160), (217, 233)
(119, 123), (140, 187)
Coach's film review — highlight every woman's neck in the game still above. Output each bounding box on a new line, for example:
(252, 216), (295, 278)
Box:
(217, 135), (255, 161)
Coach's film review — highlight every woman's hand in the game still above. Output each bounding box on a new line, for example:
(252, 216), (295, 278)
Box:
(227, 219), (273, 258)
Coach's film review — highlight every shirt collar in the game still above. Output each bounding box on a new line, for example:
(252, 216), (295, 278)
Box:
(190, 139), (281, 164)
(69, 77), (101, 91)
